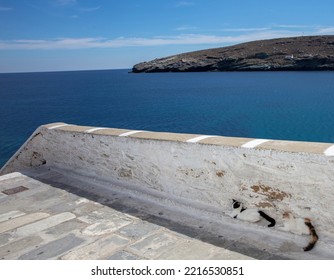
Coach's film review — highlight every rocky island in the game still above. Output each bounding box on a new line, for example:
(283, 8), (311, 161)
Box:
(132, 35), (334, 72)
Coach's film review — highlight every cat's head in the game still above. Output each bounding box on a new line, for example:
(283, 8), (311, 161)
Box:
(232, 199), (242, 209)
(282, 211), (293, 219)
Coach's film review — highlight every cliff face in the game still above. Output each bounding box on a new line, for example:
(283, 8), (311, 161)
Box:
(132, 35), (334, 72)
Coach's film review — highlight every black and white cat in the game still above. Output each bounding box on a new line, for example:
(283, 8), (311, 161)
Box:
(230, 199), (276, 227)
(281, 212), (318, 251)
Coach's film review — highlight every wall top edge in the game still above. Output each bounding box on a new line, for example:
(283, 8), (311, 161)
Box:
(42, 123), (334, 156)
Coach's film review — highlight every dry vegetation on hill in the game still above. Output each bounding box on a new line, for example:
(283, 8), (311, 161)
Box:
(132, 35), (334, 72)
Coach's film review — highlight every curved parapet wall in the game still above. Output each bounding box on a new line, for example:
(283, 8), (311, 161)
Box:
(1, 123), (334, 240)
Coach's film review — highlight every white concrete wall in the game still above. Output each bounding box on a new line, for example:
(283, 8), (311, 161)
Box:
(2, 123), (334, 240)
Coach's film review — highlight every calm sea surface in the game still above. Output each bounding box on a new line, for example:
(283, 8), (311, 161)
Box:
(1, 69), (334, 167)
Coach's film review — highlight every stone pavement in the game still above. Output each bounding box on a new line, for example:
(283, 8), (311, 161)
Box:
(0, 168), (253, 260)
(1, 167), (333, 260)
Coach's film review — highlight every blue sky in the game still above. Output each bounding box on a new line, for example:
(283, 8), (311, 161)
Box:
(1, 0), (334, 73)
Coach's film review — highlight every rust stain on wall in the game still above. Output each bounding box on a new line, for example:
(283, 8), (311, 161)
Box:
(251, 184), (291, 201)
(216, 171), (225, 177)
(255, 201), (274, 208)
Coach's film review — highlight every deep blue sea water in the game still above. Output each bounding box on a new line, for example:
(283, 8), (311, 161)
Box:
(1, 69), (334, 167)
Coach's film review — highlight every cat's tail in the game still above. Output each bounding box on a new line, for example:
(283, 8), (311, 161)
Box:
(303, 218), (318, 251)
(258, 211), (276, 227)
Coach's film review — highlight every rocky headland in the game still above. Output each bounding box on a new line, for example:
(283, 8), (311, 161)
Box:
(132, 35), (334, 72)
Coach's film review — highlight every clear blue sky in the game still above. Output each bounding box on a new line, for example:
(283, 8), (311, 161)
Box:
(1, 0), (334, 73)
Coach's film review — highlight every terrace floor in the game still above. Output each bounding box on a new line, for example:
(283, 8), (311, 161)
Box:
(0, 167), (333, 260)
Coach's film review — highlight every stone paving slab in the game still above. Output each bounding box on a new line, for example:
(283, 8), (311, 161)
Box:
(18, 233), (85, 260)
(0, 236), (43, 259)
(44, 219), (88, 237)
(0, 233), (11, 247)
(128, 231), (183, 259)
(0, 210), (26, 223)
(0, 213), (50, 234)
(60, 234), (130, 260)
(15, 212), (76, 236)
(107, 250), (142, 260)
(158, 237), (250, 260)
(116, 220), (161, 241)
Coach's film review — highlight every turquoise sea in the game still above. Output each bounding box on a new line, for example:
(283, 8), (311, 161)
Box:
(1, 69), (334, 167)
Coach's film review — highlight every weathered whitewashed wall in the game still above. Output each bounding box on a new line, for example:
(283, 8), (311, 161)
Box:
(2, 123), (334, 239)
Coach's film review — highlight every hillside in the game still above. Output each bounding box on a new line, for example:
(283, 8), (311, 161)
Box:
(132, 35), (334, 72)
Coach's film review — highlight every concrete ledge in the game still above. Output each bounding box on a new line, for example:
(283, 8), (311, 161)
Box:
(1, 123), (334, 245)
(19, 122), (334, 156)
